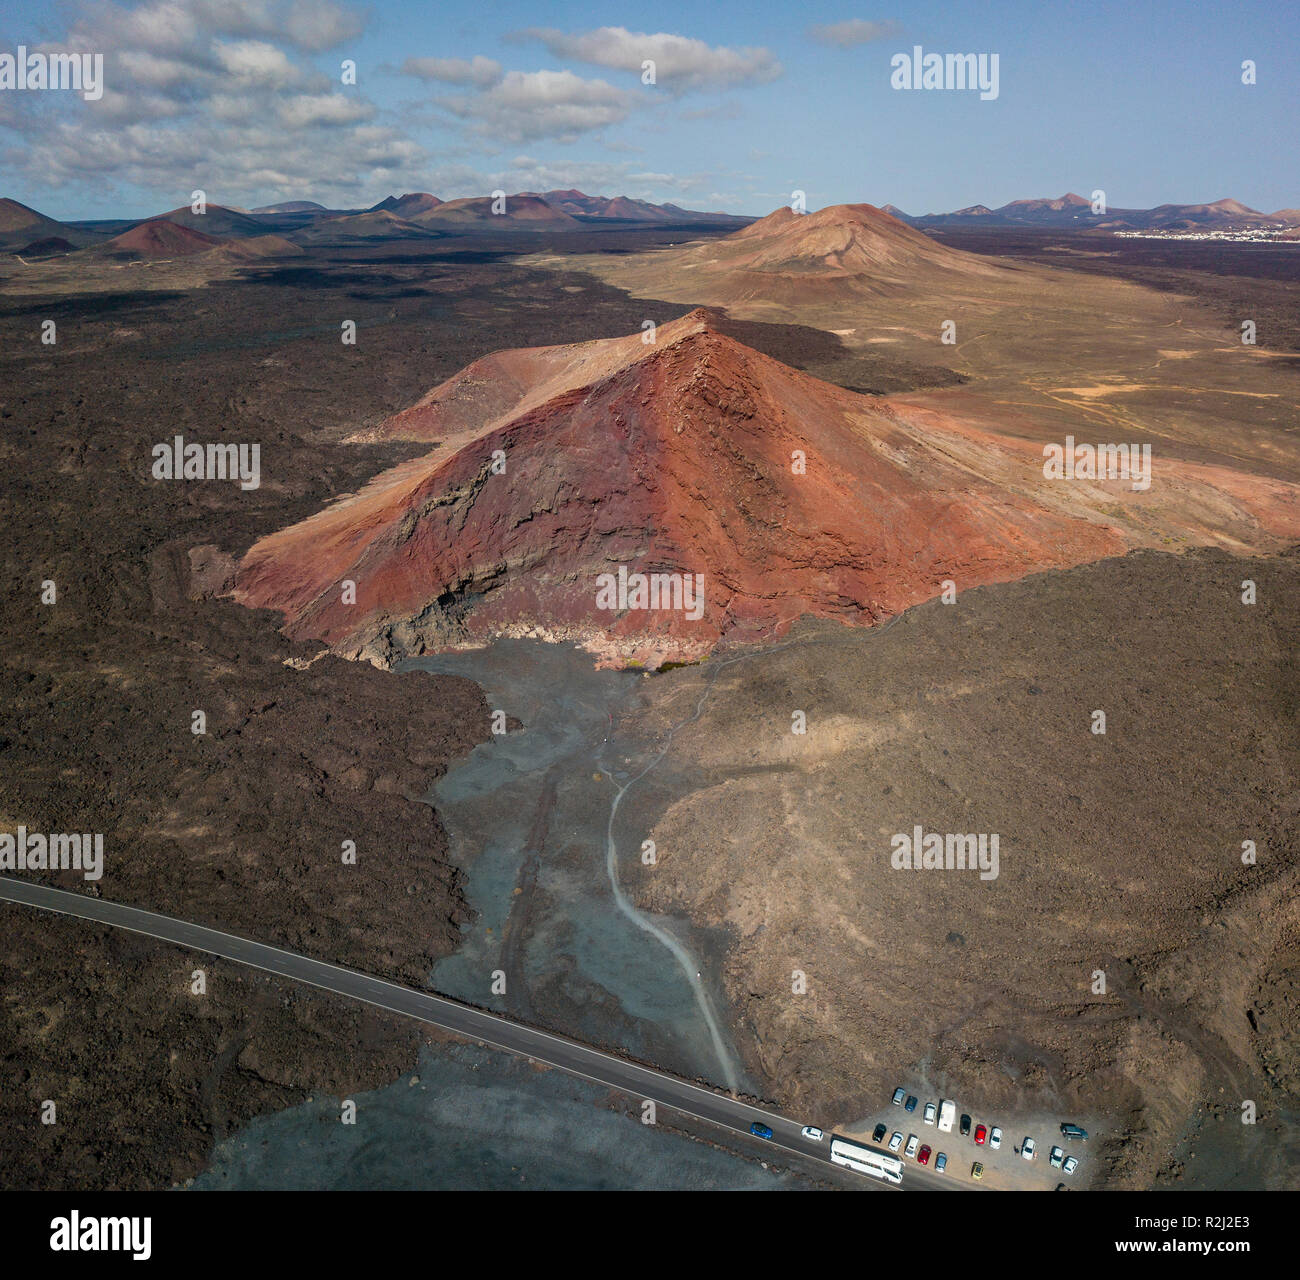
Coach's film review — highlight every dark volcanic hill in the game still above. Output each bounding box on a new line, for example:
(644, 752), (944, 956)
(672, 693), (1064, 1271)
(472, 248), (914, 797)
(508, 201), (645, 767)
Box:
(534, 189), (748, 225)
(12, 236), (76, 256)
(291, 209), (441, 244)
(103, 219), (224, 257)
(355, 189), (748, 229)
(145, 203), (268, 237)
(0, 197), (100, 250)
(232, 309), (1300, 669)
(368, 192), (444, 218)
(413, 194), (582, 230)
(252, 200), (334, 214)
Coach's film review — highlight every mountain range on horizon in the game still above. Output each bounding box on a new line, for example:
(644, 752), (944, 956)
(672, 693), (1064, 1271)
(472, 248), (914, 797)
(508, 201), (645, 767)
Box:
(0, 189), (751, 255)
(885, 192), (1300, 231)
(4, 187), (1300, 258)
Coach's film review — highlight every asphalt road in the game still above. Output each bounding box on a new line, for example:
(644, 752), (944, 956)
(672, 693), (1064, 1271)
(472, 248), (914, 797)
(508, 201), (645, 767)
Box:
(0, 875), (952, 1190)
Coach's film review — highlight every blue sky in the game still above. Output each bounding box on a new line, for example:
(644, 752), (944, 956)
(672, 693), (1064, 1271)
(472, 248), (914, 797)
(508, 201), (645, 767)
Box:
(2, 0), (1296, 220)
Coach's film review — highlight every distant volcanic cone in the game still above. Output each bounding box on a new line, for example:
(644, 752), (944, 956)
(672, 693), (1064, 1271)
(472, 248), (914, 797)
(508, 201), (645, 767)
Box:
(609, 203), (1008, 305)
(103, 219), (223, 257)
(415, 194), (582, 230)
(237, 308), (1258, 668)
(368, 192), (443, 217)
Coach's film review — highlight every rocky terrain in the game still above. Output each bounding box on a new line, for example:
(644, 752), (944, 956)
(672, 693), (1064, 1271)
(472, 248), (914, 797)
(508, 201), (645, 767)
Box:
(3, 211), (1297, 1190)
(0, 914), (430, 1190)
(624, 545), (1300, 1189)
(0, 224), (790, 1190)
(0, 237), (610, 1188)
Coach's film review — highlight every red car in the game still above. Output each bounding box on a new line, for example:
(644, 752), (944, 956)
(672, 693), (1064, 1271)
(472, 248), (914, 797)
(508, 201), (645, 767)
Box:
(974, 1124), (987, 1146)
(918, 1144), (932, 1166)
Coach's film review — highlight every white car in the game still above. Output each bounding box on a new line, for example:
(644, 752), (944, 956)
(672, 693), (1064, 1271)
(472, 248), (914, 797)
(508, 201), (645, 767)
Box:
(923, 1101), (937, 1125)
(904, 1133), (920, 1158)
(1063, 1155), (1079, 1175)
(989, 1125), (1002, 1150)
(1049, 1145), (1065, 1169)
(888, 1130), (904, 1152)
(1021, 1137), (1036, 1161)
(800, 1125), (824, 1142)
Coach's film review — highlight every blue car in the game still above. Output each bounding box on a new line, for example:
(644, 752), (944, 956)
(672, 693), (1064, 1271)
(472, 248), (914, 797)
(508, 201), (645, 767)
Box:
(750, 1122), (773, 1140)
(904, 1095), (918, 1113)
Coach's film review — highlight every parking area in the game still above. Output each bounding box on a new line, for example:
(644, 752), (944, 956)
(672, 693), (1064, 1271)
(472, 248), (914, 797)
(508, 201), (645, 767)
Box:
(839, 1087), (1094, 1190)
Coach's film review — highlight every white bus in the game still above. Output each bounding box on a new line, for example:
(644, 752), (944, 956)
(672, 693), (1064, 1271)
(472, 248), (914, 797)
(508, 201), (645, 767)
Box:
(829, 1136), (904, 1184)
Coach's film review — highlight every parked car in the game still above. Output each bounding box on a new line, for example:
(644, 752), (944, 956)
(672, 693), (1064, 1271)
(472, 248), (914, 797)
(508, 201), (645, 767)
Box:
(889, 1131), (904, 1152)
(1063, 1156), (1079, 1176)
(750, 1122), (773, 1140)
(904, 1133), (919, 1158)
(873, 1123), (888, 1143)
(923, 1101), (937, 1126)
(801, 1125), (824, 1142)
(918, 1144), (931, 1166)
(1021, 1137), (1036, 1160)
(989, 1125), (1002, 1150)
(974, 1123), (987, 1146)
(970, 1161), (983, 1180)
(960, 1113), (972, 1137)
(904, 1095), (918, 1113)
(1049, 1145), (1065, 1168)
(935, 1152), (947, 1173)
(892, 1087), (907, 1106)
(1060, 1123), (1089, 1141)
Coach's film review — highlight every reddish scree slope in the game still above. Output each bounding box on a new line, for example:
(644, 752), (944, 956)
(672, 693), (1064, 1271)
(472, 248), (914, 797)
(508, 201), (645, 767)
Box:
(234, 310), (1161, 667)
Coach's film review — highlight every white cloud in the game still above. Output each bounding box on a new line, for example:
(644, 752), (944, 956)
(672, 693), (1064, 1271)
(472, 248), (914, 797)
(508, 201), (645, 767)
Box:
(212, 39), (300, 84)
(509, 26), (781, 92)
(402, 56), (503, 87)
(282, 0), (364, 51)
(0, 1), (732, 213)
(90, 87), (192, 123)
(437, 69), (632, 143)
(116, 2), (205, 54)
(116, 48), (206, 89)
(277, 92), (373, 127)
(807, 19), (901, 48)
(0, 0), (418, 207)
